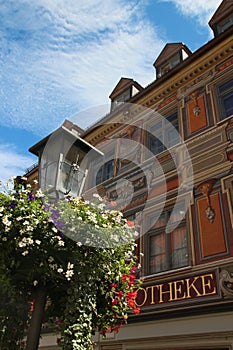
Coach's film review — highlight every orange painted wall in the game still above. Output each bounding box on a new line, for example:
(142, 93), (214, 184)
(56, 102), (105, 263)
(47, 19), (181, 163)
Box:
(197, 192), (227, 258)
(187, 95), (208, 134)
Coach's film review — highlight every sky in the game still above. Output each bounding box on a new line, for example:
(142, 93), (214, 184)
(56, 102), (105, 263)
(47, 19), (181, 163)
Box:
(0, 0), (222, 184)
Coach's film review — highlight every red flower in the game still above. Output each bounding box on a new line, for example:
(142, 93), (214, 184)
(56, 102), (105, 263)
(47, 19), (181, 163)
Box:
(113, 323), (122, 333)
(129, 274), (136, 282)
(127, 291), (137, 300)
(110, 283), (118, 289)
(111, 299), (118, 306)
(126, 220), (134, 227)
(118, 290), (123, 298)
(122, 273), (127, 282)
(133, 307), (140, 315)
(127, 299), (135, 308)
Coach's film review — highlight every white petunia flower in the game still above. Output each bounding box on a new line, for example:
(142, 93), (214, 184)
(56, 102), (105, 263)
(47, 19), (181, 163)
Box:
(65, 270), (74, 280)
(23, 220), (30, 226)
(35, 189), (44, 197)
(2, 215), (11, 226)
(67, 262), (74, 270)
(27, 238), (34, 245)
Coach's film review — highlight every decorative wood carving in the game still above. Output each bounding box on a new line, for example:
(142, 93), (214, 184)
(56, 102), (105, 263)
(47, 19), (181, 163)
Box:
(220, 269), (233, 297)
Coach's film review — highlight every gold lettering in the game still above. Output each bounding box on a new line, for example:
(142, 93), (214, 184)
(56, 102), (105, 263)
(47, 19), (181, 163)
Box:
(145, 285), (157, 305)
(157, 282), (173, 303)
(173, 279), (186, 300)
(201, 273), (217, 296)
(135, 272), (218, 308)
(185, 276), (202, 298)
(135, 288), (147, 307)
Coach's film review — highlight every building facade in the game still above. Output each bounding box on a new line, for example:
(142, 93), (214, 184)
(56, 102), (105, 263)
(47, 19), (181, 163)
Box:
(27, 0), (233, 349)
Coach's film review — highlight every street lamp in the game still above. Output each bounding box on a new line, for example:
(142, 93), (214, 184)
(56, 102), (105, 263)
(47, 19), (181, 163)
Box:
(29, 123), (103, 198)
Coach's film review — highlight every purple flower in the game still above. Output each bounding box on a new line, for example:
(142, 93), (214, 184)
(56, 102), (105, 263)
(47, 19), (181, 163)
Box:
(125, 258), (131, 265)
(52, 209), (60, 221)
(43, 204), (50, 211)
(8, 202), (17, 209)
(27, 192), (35, 201)
(59, 230), (64, 238)
(55, 220), (65, 230)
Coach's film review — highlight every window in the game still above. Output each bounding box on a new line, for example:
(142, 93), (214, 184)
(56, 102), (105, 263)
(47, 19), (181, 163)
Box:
(111, 89), (131, 111)
(146, 205), (188, 275)
(94, 150), (115, 186)
(217, 15), (233, 34)
(218, 79), (233, 120)
(159, 53), (181, 76)
(96, 160), (114, 185)
(147, 112), (179, 157)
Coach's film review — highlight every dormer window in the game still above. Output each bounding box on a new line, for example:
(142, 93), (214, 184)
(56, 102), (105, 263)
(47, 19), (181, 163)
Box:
(217, 14), (233, 34)
(111, 90), (131, 110)
(153, 43), (192, 79)
(209, 0), (233, 37)
(158, 53), (181, 77)
(109, 77), (143, 112)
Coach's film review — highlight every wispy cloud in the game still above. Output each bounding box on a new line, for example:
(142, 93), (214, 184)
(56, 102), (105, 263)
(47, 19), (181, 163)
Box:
(0, 0), (164, 135)
(160, 0), (222, 27)
(0, 144), (35, 185)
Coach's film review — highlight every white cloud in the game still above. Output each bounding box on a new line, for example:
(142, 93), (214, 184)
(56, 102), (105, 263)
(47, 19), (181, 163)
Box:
(160, 0), (222, 26)
(0, 144), (35, 185)
(0, 0), (164, 134)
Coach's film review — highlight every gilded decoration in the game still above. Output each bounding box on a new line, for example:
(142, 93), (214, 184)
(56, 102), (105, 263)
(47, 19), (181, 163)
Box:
(197, 179), (217, 223)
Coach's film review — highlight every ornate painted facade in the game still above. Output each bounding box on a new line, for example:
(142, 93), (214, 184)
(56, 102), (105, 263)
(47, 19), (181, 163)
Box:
(27, 0), (233, 348)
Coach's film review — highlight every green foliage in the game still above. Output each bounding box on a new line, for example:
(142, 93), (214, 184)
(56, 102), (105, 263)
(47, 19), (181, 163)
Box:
(0, 179), (140, 350)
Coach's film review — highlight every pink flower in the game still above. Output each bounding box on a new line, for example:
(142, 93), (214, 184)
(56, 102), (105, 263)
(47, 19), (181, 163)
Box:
(131, 265), (137, 273)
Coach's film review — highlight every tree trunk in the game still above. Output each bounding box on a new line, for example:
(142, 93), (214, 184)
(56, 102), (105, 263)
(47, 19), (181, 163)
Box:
(25, 287), (47, 350)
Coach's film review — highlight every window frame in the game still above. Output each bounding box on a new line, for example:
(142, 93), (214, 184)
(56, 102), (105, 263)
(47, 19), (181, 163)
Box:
(88, 145), (115, 188)
(216, 78), (233, 121)
(144, 203), (189, 276)
(145, 111), (180, 158)
(217, 14), (233, 34)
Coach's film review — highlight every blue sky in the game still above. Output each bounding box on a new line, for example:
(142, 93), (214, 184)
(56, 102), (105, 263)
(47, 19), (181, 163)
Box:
(0, 0), (222, 184)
